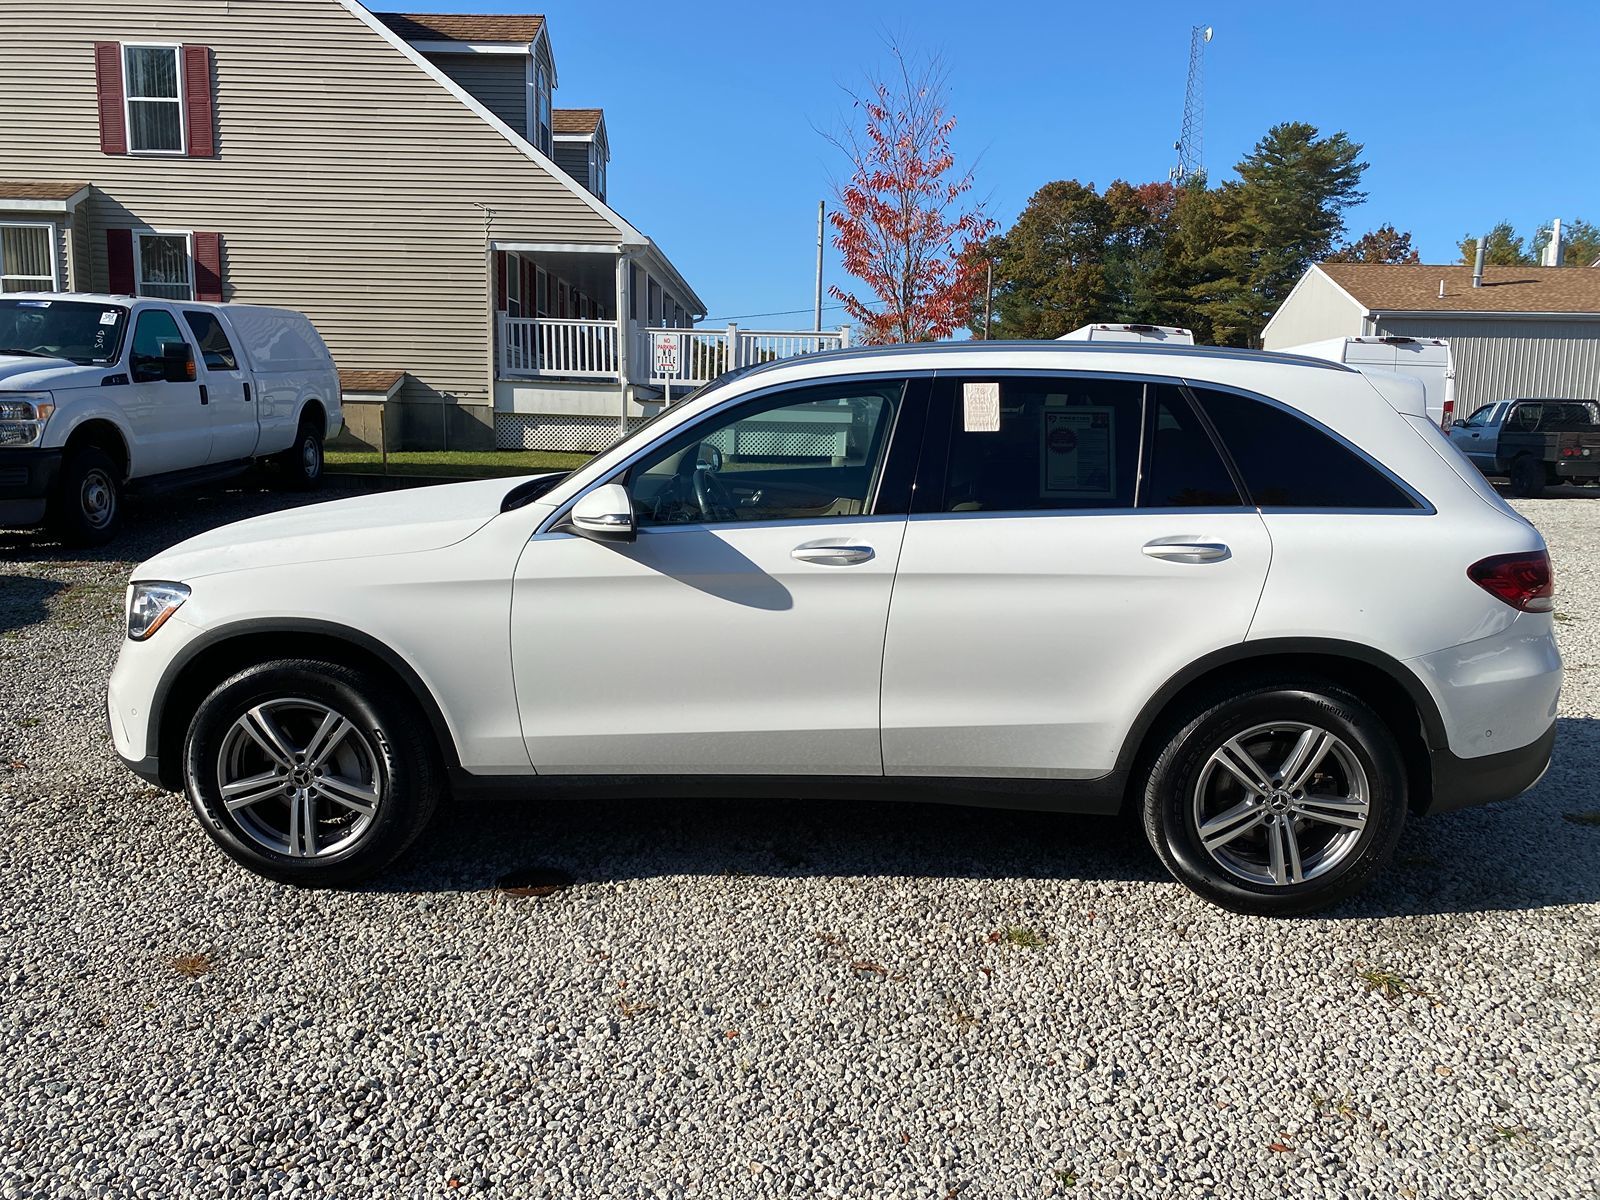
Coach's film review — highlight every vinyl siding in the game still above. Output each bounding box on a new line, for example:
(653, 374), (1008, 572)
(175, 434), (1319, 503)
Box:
(1, 0), (626, 422)
(1260, 268), (1365, 349)
(427, 52), (526, 136)
(553, 141), (591, 192)
(1375, 316), (1600, 408)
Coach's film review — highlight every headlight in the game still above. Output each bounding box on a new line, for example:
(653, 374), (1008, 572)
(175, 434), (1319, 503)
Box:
(0, 391), (55, 448)
(127, 581), (191, 641)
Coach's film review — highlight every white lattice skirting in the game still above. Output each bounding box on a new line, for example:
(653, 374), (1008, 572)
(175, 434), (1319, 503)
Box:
(495, 413), (643, 453)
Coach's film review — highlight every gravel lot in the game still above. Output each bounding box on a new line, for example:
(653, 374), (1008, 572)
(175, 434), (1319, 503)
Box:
(1, 481), (1597, 1200)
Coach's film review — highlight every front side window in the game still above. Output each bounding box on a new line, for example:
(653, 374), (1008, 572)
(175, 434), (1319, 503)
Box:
(629, 381), (904, 526)
(136, 233), (193, 300)
(1193, 386), (1418, 509)
(182, 310), (237, 370)
(1458, 405), (1496, 428)
(124, 45), (183, 153)
(129, 308), (188, 383)
(0, 225), (57, 292)
(0, 299), (126, 364)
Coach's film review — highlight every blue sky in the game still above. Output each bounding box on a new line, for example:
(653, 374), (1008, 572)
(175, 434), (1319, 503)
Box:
(393, 1), (1598, 328)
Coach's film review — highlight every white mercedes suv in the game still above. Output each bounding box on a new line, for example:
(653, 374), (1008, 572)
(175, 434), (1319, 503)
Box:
(107, 343), (1561, 915)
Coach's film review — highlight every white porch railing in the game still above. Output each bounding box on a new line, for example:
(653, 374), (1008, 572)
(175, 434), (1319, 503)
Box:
(498, 316), (849, 388)
(499, 316), (620, 379)
(638, 323), (850, 389)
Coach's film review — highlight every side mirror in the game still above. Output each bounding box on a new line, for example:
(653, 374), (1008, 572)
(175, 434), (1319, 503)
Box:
(569, 482), (635, 542)
(161, 340), (195, 383)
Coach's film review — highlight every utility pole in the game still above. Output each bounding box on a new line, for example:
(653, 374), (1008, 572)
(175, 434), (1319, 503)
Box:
(814, 200), (825, 332)
(982, 259), (993, 339)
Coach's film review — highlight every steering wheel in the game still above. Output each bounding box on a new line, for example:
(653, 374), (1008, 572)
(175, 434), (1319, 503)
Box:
(693, 458), (739, 523)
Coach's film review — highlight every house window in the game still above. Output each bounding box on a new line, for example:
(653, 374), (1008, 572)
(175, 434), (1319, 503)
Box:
(506, 251), (523, 318)
(536, 266), (550, 317)
(124, 44), (184, 153)
(0, 224), (57, 292)
(534, 63), (552, 155)
(591, 148), (606, 198)
(135, 231), (194, 299)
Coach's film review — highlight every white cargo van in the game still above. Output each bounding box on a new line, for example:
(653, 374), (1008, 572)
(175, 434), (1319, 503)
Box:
(1282, 336), (1454, 430)
(1058, 323), (1196, 345)
(0, 294), (341, 543)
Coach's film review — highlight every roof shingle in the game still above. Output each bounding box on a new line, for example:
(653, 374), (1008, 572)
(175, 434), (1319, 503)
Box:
(339, 368), (408, 395)
(552, 108), (602, 136)
(0, 180), (90, 202)
(1321, 262), (1600, 315)
(373, 11), (544, 44)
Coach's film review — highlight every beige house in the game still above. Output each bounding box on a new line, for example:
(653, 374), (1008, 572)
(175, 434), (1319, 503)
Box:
(0, 0), (709, 450)
(1263, 263), (1600, 410)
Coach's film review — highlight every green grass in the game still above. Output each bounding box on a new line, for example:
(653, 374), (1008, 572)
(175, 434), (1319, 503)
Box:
(325, 448), (590, 478)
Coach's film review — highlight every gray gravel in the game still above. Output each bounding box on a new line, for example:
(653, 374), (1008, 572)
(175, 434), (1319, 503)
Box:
(1, 481), (1597, 1200)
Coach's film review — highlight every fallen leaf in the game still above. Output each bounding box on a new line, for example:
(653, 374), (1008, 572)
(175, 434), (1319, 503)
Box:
(1268, 1141), (1292, 1153)
(495, 866), (575, 898)
(724, 1028), (739, 1039)
(1435, 1065), (1453, 1077)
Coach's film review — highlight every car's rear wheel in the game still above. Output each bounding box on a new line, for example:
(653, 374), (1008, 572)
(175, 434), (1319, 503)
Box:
(1508, 455), (1544, 498)
(49, 445), (121, 546)
(1141, 679), (1407, 916)
(183, 658), (441, 884)
(277, 416), (324, 491)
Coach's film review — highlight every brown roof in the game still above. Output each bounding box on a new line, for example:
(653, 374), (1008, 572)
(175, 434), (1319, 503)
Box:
(339, 368), (407, 395)
(373, 12), (544, 44)
(1320, 262), (1600, 315)
(0, 179), (90, 202)
(553, 108), (602, 136)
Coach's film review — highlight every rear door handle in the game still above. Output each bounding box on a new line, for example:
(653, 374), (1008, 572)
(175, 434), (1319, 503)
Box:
(1143, 540), (1230, 564)
(198, 384), (209, 405)
(792, 542), (874, 566)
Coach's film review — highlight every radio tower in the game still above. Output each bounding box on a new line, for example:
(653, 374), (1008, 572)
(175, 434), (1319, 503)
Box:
(1170, 25), (1212, 183)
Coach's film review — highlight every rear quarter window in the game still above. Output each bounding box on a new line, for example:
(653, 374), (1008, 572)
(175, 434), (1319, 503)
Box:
(1191, 385), (1419, 510)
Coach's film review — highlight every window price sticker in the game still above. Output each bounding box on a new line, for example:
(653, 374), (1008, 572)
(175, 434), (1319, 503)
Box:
(963, 381), (1000, 432)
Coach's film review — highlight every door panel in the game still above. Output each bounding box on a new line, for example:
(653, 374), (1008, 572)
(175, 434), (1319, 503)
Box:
(184, 309), (257, 462)
(512, 516), (906, 773)
(115, 307), (210, 476)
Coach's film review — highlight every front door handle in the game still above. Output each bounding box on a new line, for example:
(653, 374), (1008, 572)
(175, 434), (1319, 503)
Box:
(792, 542), (874, 566)
(1143, 540), (1230, 564)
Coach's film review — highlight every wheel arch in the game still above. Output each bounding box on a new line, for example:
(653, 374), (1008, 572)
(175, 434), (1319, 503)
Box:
(62, 417), (132, 481)
(149, 618), (460, 792)
(295, 397), (327, 436)
(1117, 638), (1445, 815)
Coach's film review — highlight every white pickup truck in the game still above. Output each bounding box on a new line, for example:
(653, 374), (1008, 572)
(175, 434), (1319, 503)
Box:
(0, 293), (341, 544)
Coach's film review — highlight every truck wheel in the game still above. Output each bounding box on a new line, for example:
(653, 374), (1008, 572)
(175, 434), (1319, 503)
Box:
(48, 445), (122, 546)
(278, 417), (324, 491)
(1508, 456), (1544, 498)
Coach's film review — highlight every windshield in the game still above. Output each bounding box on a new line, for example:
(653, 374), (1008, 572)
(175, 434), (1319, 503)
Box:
(0, 299), (130, 365)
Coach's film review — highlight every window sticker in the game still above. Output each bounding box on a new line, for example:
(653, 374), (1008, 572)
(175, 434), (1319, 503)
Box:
(100, 310), (119, 325)
(1041, 407), (1115, 498)
(963, 381), (1000, 432)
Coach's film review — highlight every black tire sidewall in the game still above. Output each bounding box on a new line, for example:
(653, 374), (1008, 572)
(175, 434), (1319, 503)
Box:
(1509, 456), (1543, 497)
(50, 446), (120, 545)
(1144, 684), (1407, 917)
(183, 660), (436, 884)
(281, 420), (324, 490)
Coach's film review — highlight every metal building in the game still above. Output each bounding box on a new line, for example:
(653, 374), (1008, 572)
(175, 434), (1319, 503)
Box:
(1262, 263), (1600, 411)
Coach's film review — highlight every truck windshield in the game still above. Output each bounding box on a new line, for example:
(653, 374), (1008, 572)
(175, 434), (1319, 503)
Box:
(0, 299), (129, 365)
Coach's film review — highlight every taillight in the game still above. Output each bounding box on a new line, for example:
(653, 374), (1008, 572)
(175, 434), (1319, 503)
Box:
(1468, 551), (1554, 612)
(1440, 400), (1454, 430)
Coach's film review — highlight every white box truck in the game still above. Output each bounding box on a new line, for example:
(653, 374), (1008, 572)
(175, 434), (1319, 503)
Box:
(1058, 323), (1195, 345)
(1281, 336), (1455, 430)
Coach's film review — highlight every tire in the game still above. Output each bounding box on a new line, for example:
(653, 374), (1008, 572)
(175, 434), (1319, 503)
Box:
(1140, 677), (1407, 917)
(48, 445), (122, 546)
(183, 658), (442, 885)
(1508, 455), (1544, 498)
(277, 416), (324, 491)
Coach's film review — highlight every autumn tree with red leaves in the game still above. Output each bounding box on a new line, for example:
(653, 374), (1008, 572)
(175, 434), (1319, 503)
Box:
(825, 47), (995, 344)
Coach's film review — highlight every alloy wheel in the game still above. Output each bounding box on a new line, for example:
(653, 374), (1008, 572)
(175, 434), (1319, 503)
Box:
(215, 698), (382, 859)
(1191, 721), (1369, 887)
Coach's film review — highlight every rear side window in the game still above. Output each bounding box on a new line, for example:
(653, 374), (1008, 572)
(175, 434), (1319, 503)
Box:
(1192, 386), (1417, 509)
(1143, 387), (1243, 507)
(936, 376), (1142, 511)
(183, 310), (238, 370)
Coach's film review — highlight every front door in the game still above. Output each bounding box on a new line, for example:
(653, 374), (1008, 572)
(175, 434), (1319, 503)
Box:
(510, 377), (920, 775)
(183, 309), (257, 462)
(881, 373), (1273, 779)
(113, 306), (211, 476)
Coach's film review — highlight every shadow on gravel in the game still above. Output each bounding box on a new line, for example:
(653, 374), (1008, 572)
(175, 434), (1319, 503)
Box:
(357, 717), (1600, 920)
(0, 575), (66, 633)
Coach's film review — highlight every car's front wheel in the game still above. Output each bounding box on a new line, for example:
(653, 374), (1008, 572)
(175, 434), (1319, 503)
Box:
(49, 445), (121, 545)
(1141, 678), (1407, 916)
(183, 658), (441, 884)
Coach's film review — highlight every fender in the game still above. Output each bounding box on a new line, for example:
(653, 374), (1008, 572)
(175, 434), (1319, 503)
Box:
(146, 616), (463, 788)
(1113, 636), (1449, 777)
(44, 394), (137, 475)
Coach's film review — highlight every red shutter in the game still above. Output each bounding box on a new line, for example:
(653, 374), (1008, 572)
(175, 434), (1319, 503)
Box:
(494, 251), (507, 311)
(182, 45), (215, 158)
(94, 42), (127, 154)
(193, 232), (223, 301)
(106, 229), (135, 294)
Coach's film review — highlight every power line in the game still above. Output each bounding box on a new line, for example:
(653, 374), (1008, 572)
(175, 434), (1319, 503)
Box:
(701, 302), (854, 322)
